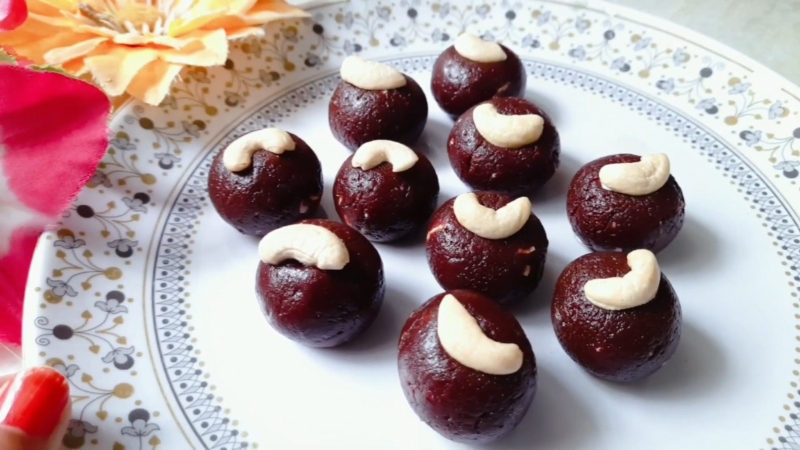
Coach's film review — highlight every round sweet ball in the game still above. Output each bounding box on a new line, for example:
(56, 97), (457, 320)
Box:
(208, 128), (322, 236)
(426, 192), (549, 306)
(551, 250), (682, 382)
(431, 32), (526, 119)
(447, 97), (560, 195)
(329, 55), (428, 151)
(256, 219), (385, 348)
(567, 153), (685, 253)
(398, 290), (537, 444)
(333, 140), (439, 242)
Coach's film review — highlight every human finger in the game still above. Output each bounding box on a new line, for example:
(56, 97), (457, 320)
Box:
(0, 366), (71, 450)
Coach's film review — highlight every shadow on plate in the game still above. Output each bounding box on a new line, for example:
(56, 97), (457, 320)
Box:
(526, 89), (564, 126)
(529, 150), (581, 206)
(510, 249), (570, 320)
(599, 321), (726, 401)
(327, 285), (420, 362)
(319, 178), (337, 222)
(478, 365), (598, 450)
(657, 215), (720, 278)
(312, 204), (330, 221)
(241, 231), (262, 247)
(418, 118), (454, 169)
(383, 221), (430, 250)
(434, 185), (466, 213)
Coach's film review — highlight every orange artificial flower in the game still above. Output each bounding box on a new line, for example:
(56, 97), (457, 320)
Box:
(0, 0), (308, 105)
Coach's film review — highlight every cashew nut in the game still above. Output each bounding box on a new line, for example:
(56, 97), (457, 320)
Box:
(352, 140), (419, 173)
(454, 33), (507, 63)
(258, 223), (349, 270)
(583, 249), (661, 310)
(453, 193), (531, 240)
(223, 128), (296, 172)
(340, 56), (407, 91)
(599, 153), (671, 196)
(473, 103), (545, 148)
(437, 294), (523, 375)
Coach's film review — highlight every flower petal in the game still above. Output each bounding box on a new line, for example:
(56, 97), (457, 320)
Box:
(161, 29), (228, 67)
(74, 23), (117, 37)
(35, 0), (80, 11)
(0, 231), (39, 344)
(0, 342), (21, 377)
(0, 0), (28, 32)
(206, 0), (258, 15)
(0, 66), (109, 339)
(0, 26), (97, 66)
(82, 421), (98, 433)
(94, 301), (111, 311)
(112, 34), (187, 49)
(0, 202), (43, 256)
(200, 14), (250, 32)
(202, 0), (308, 29)
(65, 364), (78, 377)
(62, 57), (88, 75)
(44, 36), (107, 65)
(84, 46), (159, 96)
(224, 26), (265, 40)
(101, 351), (116, 363)
(149, 35), (192, 49)
(28, 10), (76, 27)
(125, 58), (183, 106)
(167, 7), (228, 37)
(0, 65), (110, 217)
(143, 423), (161, 434)
(109, 93), (132, 112)
(243, 0), (311, 23)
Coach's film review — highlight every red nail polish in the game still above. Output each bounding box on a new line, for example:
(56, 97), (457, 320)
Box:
(1, 367), (69, 439)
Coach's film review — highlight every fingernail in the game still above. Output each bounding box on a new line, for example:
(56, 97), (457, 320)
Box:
(0, 367), (69, 439)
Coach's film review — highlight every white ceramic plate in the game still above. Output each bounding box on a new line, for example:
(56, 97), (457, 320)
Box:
(23, 1), (800, 449)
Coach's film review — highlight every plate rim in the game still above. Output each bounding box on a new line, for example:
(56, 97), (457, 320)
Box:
(20, 1), (800, 449)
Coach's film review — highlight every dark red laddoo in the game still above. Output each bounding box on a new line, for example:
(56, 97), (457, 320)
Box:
(447, 97), (560, 195)
(256, 219), (385, 347)
(398, 290), (537, 444)
(551, 251), (682, 382)
(426, 192), (549, 306)
(431, 35), (526, 119)
(328, 58), (428, 151)
(207, 131), (322, 236)
(567, 153), (685, 253)
(333, 142), (439, 242)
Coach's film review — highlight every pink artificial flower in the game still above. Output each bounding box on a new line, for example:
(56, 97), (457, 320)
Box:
(0, 0), (111, 345)
(0, 0), (25, 32)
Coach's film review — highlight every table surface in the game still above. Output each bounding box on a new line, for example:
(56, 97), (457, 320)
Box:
(600, 0), (800, 85)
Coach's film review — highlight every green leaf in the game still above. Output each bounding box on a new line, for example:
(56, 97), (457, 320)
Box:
(28, 65), (76, 78)
(0, 49), (17, 65)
